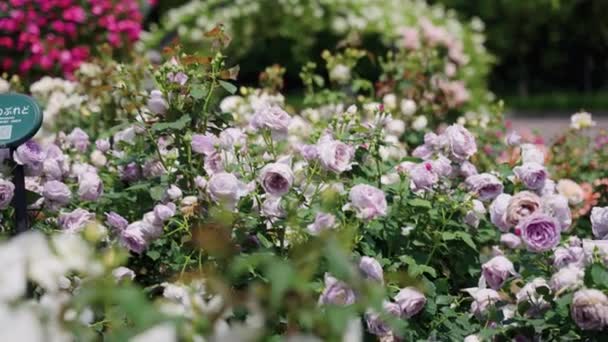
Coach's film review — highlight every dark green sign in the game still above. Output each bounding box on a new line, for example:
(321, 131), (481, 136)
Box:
(0, 93), (43, 148)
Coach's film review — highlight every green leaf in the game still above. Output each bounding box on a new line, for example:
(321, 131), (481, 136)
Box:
(408, 198), (431, 209)
(587, 263), (608, 289)
(400, 255), (436, 278)
(25, 190), (41, 205)
(152, 115), (191, 132)
(149, 186), (166, 201)
(442, 231), (476, 250)
(265, 261), (294, 308)
(190, 84), (207, 99)
(146, 250), (160, 261)
(218, 80), (237, 94)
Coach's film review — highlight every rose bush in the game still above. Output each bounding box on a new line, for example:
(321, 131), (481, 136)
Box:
(0, 15), (607, 342)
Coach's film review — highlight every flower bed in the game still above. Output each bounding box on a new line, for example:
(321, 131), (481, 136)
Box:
(0, 6), (607, 342)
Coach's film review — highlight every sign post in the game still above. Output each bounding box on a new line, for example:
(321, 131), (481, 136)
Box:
(0, 94), (43, 233)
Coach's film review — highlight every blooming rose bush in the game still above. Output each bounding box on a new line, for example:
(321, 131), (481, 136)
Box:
(0, 24), (607, 342)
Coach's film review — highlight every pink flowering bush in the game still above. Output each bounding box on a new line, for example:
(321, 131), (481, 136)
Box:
(0, 0), (143, 81)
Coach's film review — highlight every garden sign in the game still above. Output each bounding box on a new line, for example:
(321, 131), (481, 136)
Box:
(0, 93), (43, 233)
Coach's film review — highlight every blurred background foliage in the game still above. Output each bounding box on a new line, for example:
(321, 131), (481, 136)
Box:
(145, 0), (608, 111)
(431, 0), (608, 110)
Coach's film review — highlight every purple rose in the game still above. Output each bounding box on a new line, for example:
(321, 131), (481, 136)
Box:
(95, 138), (111, 153)
(166, 185), (182, 200)
(394, 287), (426, 318)
(120, 222), (149, 254)
(168, 71), (188, 85)
(105, 212), (129, 231)
(466, 173), (503, 201)
(571, 289), (608, 331)
(143, 160), (166, 179)
(514, 163), (547, 190)
(259, 162), (294, 197)
(412, 144), (434, 159)
(349, 184), (387, 220)
(42, 180), (71, 205)
(208, 172), (249, 209)
(191, 133), (217, 155)
(443, 124), (477, 161)
(119, 162), (141, 182)
(58, 209), (94, 233)
(542, 194), (572, 232)
(219, 128), (245, 150)
(297, 144), (318, 161)
(359, 256), (383, 283)
(591, 207), (608, 239)
(409, 162), (438, 190)
(0, 179), (15, 209)
(317, 135), (354, 174)
(490, 194), (512, 232)
(465, 288), (501, 319)
(500, 233), (521, 249)
(307, 212), (336, 235)
(365, 302), (401, 337)
(250, 102), (291, 139)
(78, 172), (103, 201)
(460, 161), (478, 178)
(481, 255), (517, 290)
(431, 155), (452, 177)
(261, 196), (285, 218)
(464, 199), (486, 228)
(147, 90), (168, 115)
(154, 203), (176, 222)
(13, 140), (46, 169)
(319, 273), (356, 306)
(203, 152), (224, 175)
(553, 246), (584, 269)
(67, 128), (90, 152)
(517, 213), (561, 253)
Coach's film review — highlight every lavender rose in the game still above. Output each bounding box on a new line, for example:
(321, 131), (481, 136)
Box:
(154, 203), (176, 222)
(58, 209), (94, 233)
(67, 128), (90, 152)
(13, 140), (46, 169)
(500, 233), (522, 249)
(465, 173), (503, 201)
(359, 256), (384, 283)
(443, 124), (477, 161)
(515, 278), (551, 315)
(514, 162), (547, 190)
(591, 207), (608, 239)
(365, 302), (401, 337)
(460, 161), (478, 178)
(191, 133), (217, 155)
(250, 102), (291, 139)
(120, 223), (149, 254)
(259, 162), (294, 197)
(96, 138), (111, 153)
(78, 172), (103, 201)
(465, 288), (501, 319)
(542, 194), (572, 232)
(105, 212), (129, 231)
(518, 213), (561, 253)
(394, 287), (426, 318)
(409, 162), (438, 191)
(464, 199), (486, 228)
(119, 162), (141, 182)
(208, 172), (249, 209)
(553, 246), (584, 270)
(571, 289), (608, 331)
(490, 194), (512, 232)
(317, 135), (355, 174)
(349, 184), (387, 220)
(42, 180), (71, 205)
(147, 90), (168, 115)
(550, 266), (584, 294)
(481, 255), (517, 290)
(319, 273), (356, 306)
(0, 179), (15, 209)
(307, 212), (336, 235)
(506, 191), (542, 226)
